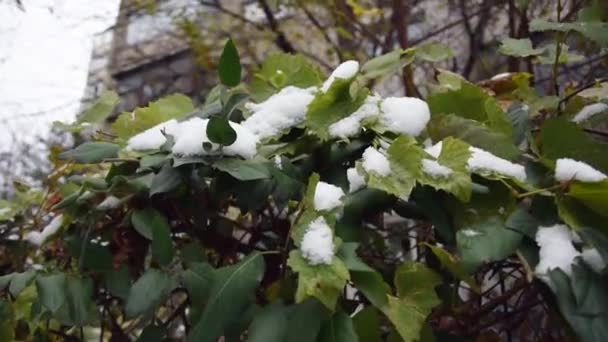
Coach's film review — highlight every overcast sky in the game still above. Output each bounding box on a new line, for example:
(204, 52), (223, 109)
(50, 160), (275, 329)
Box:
(0, 0), (120, 153)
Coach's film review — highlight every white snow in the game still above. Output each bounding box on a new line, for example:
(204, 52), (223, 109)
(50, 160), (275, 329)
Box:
(347, 167), (366, 193)
(362, 147), (391, 177)
(572, 102), (608, 123)
(314, 181), (345, 211)
(96, 196), (121, 210)
(329, 95), (380, 138)
(379, 97), (430, 136)
(554, 158), (607, 182)
(126, 119), (180, 151)
(242, 86), (315, 139)
(320, 60), (359, 92)
(422, 159), (453, 178)
(535, 224), (581, 282)
(274, 155), (282, 169)
(490, 72), (512, 81)
(25, 214), (64, 246)
(467, 147), (526, 182)
(582, 248), (606, 273)
(301, 216), (334, 265)
(424, 141), (443, 159)
(461, 229), (481, 237)
(171, 117), (259, 159)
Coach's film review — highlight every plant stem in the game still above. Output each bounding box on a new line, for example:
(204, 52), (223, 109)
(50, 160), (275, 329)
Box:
(516, 184), (563, 198)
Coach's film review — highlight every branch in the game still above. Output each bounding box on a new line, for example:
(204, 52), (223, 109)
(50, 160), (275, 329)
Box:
(257, 0), (296, 53)
(392, 0), (420, 97)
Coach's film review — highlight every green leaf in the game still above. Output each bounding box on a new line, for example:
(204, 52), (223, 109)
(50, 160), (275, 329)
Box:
(425, 244), (479, 292)
(188, 253), (265, 342)
(125, 269), (173, 318)
(416, 43), (453, 62)
(213, 159), (271, 180)
(419, 137), (472, 202)
(387, 262), (442, 342)
(306, 77), (367, 140)
(579, 227), (608, 268)
(76, 91), (119, 124)
(56, 276), (96, 325)
(0, 299), (14, 341)
(536, 43), (584, 64)
(568, 180), (608, 217)
(530, 19), (608, 47)
(507, 102), (530, 145)
(181, 262), (214, 306)
(287, 298), (326, 342)
(457, 217), (524, 272)
(540, 118), (608, 173)
(58, 142), (119, 164)
(337, 243), (374, 272)
(548, 265), (608, 341)
(367, 136), (423, 198)
(150, 213), (174, 266)
(428, 74), (513, 136)
(351, 270), (391, 309)
(250, 53), (322, 102)
(150, 162), (182, 196)
(105, 265), (131, 300)
(9, 271), (36, 297)
(131, 207), (164, 240)
(220, 92), (249, 119)
(428, 114), (519, 160)
(287, 250), (349, 310)
(247, 303), (289, 342)
(112, 94), (193, 139)
(360, 49), (415, 79)
(130, 207), (173, 265)
(219, 39), (241, 86)
(35, 273), (66, 313)
(352, 307), (382, 342)
(207, 116), (237, 145)
(498, 38), (545, 57)
(318, 310), (359, 342)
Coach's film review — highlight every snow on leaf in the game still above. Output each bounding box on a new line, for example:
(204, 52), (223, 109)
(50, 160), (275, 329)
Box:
(313, 182), (345, 212)
(287, 249), (349, 310)
(301, 217), (335, 265)
(379, 97), (430, 136)
(243, 86), (316, 140)
(555, 158), (607, 182)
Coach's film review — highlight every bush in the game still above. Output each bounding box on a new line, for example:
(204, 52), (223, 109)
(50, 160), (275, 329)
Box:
(1, 24), (608, 342)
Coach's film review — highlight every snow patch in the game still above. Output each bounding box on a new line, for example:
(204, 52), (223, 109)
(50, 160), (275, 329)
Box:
(126, 119), (180, 151)
(329, 95), (380, 138)
(243, 86), (315, 139)
(554, 158), (607, 182)
(461, 229), (481, 237)
(582, 248), (606, 273)
(25, 214), (64, 246)
(301, 217), (334, 265)
(467, 147), (526, 182)
(321, 60), (359, 92)
(97, 196), (121, 210)
(572, 102), (608, 123)
(171, 117), (259, 159)
(535, 225), (580, 283)
(380, 97), (430, 136)
(362, 147), (391, 177)
(347, 167), (366, 193)
(424, 141), (443, 159)
(274, 155), (282, 170)
(314, 181), (345, 211)
(422, 159), (453, 178)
